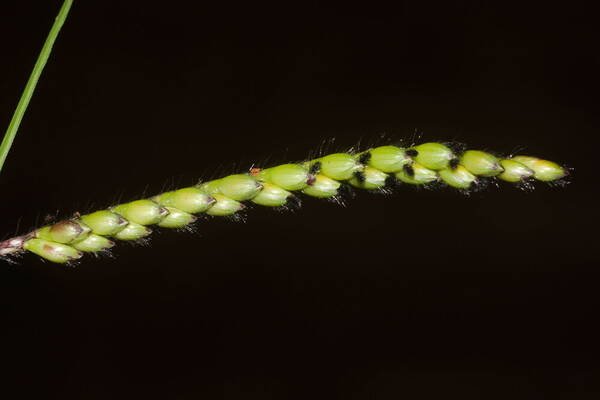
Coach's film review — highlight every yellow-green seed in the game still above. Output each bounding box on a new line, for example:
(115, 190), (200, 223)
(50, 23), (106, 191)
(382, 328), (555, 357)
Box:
(315, 153), (361, 180)
(366, 146), (411, 173)
(113, 222), (152, 241)
(460, 150), (503, 177)
(197, 180), (220, 195)
(439, 165), (477, 189)
(80, 210), (128, 236)
(411, 142), (455, 170)
(395, 163), (439, 185)
(205, 194), (243, 216)
(257, 164), (310, 191)
(71, 234), (115, 252)
(201, 174), (262, 201)
(302, 174), (341, 198)
(23, 238), (83, 263)
(36, 220), (91, 244)
(511, 156), (566, 182)
(349, 167), (388, 190)
(153, 187), (214, 214)
(112, 200), (168, 226)
(251, 183), (291, 207)
(497, 159), (534, 182)
(157, 207), (196, 228)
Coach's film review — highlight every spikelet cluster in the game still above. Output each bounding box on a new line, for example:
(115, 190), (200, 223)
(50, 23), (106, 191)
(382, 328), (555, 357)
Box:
(0, 142), (569, 264)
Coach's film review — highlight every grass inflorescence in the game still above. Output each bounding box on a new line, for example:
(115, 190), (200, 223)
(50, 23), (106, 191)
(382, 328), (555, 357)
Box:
(0, 141), (570, 264)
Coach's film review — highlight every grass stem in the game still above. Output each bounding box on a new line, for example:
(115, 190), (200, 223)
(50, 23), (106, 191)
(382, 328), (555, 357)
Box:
(0, 0), (73, 175)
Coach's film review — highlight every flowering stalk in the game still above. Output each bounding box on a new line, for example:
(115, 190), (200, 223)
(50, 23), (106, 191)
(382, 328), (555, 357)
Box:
(0, 142), (568, 264)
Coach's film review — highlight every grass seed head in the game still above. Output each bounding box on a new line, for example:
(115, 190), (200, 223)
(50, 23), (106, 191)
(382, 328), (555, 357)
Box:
(6, 139), (570, 264)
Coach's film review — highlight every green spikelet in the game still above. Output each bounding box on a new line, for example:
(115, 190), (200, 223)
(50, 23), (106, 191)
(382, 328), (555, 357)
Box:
(71, 234), (115, 253)
(498, 159), (535, 183)
(0, 142), (570, 264)
(364, 146), (411, 173)
(79, 211), (128, 236)
(349, 167), (388, 190)
(302, 174), (341, 198)
(439, 165), (478, 189)
(395, 163), (439, 185)
(314, 153), (361, 180)
(200, 174), (262, 201)
(113, 222), (152, 241)
(112, 200), (168, 226)
(36, 220), (91, 244)
(460, 150), (503, 177)
(411, 142), (456, 170)
(23, 239), (82, 263)
(205, 194), (244, 216)
(251, 183), (292, 207)
(256, 164), (310, 191)
(152, 187), (215, 214)
(157, 207), (197, 228)
(510, 156), (567, 182)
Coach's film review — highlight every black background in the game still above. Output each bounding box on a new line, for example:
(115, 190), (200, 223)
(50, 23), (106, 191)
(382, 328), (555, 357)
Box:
(1, 1), (599, 398)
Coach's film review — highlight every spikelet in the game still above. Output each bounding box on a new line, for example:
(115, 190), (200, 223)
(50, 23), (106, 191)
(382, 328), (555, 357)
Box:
(0, 142), (570, 264)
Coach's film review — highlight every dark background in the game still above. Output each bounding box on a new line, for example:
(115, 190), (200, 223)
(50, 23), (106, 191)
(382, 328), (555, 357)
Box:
(1, 1), (599, 398)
